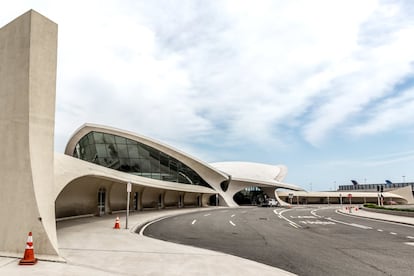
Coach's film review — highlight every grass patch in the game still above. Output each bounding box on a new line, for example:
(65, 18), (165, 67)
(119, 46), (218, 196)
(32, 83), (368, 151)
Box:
(363, 203), (414, 212)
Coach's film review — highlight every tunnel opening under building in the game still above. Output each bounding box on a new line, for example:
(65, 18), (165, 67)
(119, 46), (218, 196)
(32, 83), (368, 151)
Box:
(233, 187), (267, 205)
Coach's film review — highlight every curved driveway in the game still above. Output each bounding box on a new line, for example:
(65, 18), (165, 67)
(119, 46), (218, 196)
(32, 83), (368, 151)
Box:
(144, 206), (414, 276)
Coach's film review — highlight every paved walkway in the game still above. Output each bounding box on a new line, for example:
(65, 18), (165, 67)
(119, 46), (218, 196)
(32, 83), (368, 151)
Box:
(337, 206), (414, 226)
(0, 208), (295, 276)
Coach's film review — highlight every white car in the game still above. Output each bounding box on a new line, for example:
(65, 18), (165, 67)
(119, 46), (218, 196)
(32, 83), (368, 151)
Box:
(268, 199), (278, 207)
(260, 198), (278, 207)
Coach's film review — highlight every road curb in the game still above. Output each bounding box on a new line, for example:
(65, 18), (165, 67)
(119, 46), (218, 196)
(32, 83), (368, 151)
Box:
(337, 209), (414, 226)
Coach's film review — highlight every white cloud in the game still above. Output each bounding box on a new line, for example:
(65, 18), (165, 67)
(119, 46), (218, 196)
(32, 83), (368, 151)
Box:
(2, 0), (414, 156)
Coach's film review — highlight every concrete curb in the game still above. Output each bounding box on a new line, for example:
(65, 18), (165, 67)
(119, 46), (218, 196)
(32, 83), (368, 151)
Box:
(337, 208), (414, 226)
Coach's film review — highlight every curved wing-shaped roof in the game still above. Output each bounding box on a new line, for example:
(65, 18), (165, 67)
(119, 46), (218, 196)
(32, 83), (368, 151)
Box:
(65, 123), (229, 190)
(211, 161), (304, 191)
(54, 153), (216, 199)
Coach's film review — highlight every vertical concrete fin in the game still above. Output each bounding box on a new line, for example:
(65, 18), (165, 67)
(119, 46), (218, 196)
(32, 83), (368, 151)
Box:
(0, 10), (61, 260)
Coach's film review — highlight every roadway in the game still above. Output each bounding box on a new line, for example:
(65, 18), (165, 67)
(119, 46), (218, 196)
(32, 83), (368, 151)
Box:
(143, 206), (414, 276)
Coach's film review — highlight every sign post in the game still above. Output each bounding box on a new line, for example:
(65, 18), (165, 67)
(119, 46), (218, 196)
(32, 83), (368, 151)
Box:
(126, 182), (132, 229)
(288, 193), (293, 205)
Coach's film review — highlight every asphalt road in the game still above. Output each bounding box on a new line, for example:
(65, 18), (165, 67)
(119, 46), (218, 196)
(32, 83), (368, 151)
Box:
(143, 206), (414, 276)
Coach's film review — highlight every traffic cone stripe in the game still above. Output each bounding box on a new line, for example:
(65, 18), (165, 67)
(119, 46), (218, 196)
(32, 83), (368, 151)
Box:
(114, 217), (121, 229)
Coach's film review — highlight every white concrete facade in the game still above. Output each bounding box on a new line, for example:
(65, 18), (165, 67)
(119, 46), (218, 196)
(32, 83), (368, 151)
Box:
(0, 10), (61, 261)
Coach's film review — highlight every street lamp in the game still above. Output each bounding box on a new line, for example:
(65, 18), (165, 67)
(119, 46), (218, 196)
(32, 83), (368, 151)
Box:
(402, 175), (406, 184)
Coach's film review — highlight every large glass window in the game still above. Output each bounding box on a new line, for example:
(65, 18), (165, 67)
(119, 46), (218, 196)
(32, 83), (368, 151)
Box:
(72, 131), (211, 188)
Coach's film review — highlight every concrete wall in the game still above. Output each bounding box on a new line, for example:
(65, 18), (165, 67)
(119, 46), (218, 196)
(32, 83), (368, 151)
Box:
(0, 10), (60, 260)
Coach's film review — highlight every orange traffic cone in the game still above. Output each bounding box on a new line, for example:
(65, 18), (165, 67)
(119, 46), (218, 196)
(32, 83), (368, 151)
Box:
(19, 232), (37, 265)
(113, 217), (120, 229)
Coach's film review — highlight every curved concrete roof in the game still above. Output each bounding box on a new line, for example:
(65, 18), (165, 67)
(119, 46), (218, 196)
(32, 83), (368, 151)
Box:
(54, 153), (216, 199)
(211, 161), (304, 191)
(65, 123), (230, 186)
(63, 124), (303, 207)
(211, 162), (285, 182)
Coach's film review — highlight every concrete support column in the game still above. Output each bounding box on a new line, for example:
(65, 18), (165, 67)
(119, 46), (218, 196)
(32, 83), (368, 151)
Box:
(159, 191), (165, 209)
(0, 10), (61, 261)
(138, 188), (144, 211)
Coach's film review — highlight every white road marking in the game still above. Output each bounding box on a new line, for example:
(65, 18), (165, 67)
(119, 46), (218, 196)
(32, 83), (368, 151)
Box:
(204, 213), (211, 217)
(326, 217), (372, 230)
(231, 214), (235, 218)
(377, 229), (383, 232)
(310, 210), (323, 218)
(299, 220), (335, 225)
(349, 223), (372, 230)
(229, 220), (236, 226)
(289, 222), (300, 228)
(407, 236), (414, 239)
(404, 242), (414, 247)
(191, 219), (197, 225)
(275, 209), (302, 229)
(390, 232), (397, 235)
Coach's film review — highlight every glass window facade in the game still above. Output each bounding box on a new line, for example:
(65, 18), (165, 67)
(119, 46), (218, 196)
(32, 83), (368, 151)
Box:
(73, 131), (211, 188)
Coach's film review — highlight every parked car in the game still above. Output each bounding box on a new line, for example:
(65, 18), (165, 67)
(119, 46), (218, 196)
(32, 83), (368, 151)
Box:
(260, 198), (278, 207)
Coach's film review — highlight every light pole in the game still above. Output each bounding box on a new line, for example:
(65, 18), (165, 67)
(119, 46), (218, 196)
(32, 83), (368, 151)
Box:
(126, 182), (131, 229)
(402, 175), (406, 184)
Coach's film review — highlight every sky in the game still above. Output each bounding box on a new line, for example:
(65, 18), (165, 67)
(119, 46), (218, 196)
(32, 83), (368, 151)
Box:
(1, 0), (414, 191)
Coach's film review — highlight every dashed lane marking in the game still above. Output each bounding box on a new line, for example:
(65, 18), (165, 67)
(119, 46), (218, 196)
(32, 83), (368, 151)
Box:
(291, 215), (317, 219)
(326, 217), (372, 230)
(349, 223), (372, 230)
(390, 232), (397, 235)
(377, 229), (383, 232)
(204, 213), (211, 217)
(191, 219), (197, 225)
(404, 242), (414, 247)
(407, 236), (414, 239)
(231, 214), (235, 218)
(229, 220), (236, 226)
(300, 220), (335, 225)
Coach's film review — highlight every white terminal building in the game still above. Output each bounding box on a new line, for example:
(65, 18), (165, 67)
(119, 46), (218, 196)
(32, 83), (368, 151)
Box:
(1, 10), (413, 261)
